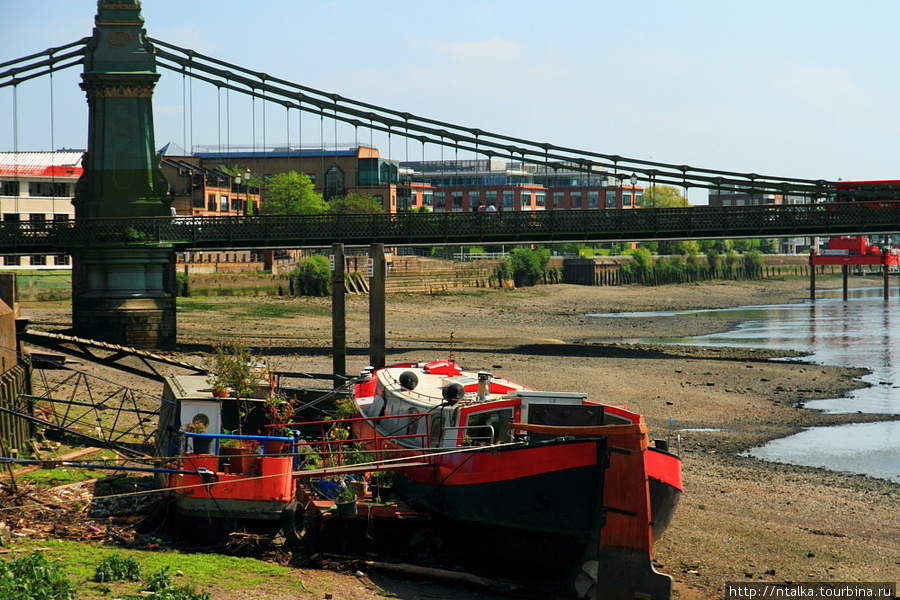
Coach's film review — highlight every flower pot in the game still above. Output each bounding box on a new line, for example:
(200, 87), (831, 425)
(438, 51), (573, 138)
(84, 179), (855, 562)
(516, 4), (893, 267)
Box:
(349, 480), (368, 501)
(265, 439), (288, 455)
(212, 388), (228, 398)
(336, 499), (358, 517)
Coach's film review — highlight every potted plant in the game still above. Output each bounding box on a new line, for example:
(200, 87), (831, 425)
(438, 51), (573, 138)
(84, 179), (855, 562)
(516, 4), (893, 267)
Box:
(335, 481), (358, 517)
(184, 421), (211, 454)
(206, 344), (265, 434)
(371, 469), (394, 503)
(262, 393), (296, 454)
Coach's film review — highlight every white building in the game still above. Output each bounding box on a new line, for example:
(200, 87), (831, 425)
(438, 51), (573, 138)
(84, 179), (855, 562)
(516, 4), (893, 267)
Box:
(0, 151), (82, 266)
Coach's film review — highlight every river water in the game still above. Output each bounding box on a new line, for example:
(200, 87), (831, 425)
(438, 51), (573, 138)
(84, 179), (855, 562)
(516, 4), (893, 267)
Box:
(590, 286), (900, 483)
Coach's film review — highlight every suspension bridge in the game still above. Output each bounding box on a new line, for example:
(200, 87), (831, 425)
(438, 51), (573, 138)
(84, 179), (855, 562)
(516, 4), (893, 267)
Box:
(1, 0), (898, 348)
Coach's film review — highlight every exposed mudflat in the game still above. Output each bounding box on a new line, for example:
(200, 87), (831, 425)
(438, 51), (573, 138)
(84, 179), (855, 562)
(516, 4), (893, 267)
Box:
(20, 276), (900, 599)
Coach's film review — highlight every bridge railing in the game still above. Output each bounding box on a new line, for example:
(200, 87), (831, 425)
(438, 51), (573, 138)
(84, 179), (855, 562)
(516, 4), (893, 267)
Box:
(0, 203), (897, 254)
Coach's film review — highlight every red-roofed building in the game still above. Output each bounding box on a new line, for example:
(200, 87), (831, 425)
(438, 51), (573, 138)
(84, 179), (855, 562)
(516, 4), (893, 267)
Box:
(0, 150), (83, 266)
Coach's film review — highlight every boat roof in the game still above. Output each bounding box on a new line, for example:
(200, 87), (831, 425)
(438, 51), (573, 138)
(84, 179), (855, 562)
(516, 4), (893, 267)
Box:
(375, 361), (536, 409)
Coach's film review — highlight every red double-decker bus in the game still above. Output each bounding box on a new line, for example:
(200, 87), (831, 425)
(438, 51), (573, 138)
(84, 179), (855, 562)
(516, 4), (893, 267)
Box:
(833, 179), (900, 207)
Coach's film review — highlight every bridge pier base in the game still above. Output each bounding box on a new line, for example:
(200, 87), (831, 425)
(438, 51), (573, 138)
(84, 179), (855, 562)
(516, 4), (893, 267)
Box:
(72, 246), (176, 350)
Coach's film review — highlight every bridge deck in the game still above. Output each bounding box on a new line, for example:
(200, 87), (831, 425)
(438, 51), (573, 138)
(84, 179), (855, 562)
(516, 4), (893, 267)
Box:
(1, 204), (898, 254)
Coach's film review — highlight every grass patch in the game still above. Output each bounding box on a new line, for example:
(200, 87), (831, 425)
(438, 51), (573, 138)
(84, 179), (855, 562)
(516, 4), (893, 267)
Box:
(20, 468), (99, 487)
(5, 539), (310, 599)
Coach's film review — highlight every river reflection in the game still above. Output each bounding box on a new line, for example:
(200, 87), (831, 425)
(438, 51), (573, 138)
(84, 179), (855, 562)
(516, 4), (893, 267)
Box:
(589, 286), (900, 482)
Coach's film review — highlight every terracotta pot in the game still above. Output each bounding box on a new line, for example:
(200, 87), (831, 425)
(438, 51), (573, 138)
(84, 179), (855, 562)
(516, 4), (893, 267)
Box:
(349, 480), (368, 501)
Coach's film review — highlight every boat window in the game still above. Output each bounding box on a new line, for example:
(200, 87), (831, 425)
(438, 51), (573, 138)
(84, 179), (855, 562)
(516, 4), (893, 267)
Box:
(429, 416), (444, 447)
(406, 408), (421, 438)
(465, 409), (513, 445)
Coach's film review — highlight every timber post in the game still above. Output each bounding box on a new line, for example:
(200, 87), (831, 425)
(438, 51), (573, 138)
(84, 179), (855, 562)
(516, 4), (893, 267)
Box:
(369, 243), (386, 369)
(331, 243), (346, 378)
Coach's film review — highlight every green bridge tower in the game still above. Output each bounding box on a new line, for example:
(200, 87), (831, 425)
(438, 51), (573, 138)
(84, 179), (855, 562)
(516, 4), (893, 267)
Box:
(72, 0), (176, 349)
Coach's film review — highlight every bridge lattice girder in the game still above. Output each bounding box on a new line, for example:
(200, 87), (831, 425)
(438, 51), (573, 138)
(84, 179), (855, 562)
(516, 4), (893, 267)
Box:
(1, 204), (899, 254)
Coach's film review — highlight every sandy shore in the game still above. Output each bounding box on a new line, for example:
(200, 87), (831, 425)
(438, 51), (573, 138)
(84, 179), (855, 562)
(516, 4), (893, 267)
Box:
(22, 275), (900, 598)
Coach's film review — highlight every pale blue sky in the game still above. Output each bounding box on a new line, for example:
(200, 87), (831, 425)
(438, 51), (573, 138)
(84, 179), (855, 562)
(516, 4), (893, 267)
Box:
(2, 0), (898, 203)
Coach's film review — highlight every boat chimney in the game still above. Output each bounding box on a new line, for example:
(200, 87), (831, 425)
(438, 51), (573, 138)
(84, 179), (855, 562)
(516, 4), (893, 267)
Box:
(477, 371), (491, 401)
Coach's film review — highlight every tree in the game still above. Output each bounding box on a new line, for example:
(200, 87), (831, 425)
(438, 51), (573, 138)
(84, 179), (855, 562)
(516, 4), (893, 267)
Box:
(639, 185), (690, 208)
(327, 192), (385, 214)
(263, 171), (326, 215)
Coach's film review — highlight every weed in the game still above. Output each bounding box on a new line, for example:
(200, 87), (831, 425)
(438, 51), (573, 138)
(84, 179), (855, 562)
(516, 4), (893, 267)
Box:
(93, 554), (142, 582)
(0, 551), (76, 599)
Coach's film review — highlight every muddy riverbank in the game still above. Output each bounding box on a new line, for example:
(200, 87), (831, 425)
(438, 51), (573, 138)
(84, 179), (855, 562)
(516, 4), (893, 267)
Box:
(21, 275), (900, 599)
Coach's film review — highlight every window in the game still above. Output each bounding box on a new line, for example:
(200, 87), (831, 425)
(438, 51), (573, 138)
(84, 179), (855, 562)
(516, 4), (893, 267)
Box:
(231, 196), (242, 211)
(623, 192), (632, 206)
(485, 190), (497, 207)
(424, 190), (434, 207)
(411, 190), (418, 207)
(571, 191), (582, 208)
(31, 255), (46, 266)
(468, 191), (480, 209)
(502, 190), (515, 208)
(219, 196), (229, 211)
(324, 164), (345, 200)
(634, 192), (643, 206)
(29, 182), (68, 197)
(207, 194), (216, 211)
(29, 213), (46, 222)
(1, 181), (19, 196)
(452, 191), (463, 210)
(434, 191), (445, 212)
(53, 214), (69, 222)
(465, 409), (514, 445)
(605, 190), (617, 207)
(553, 192), (564, 208)
(588, 191), (599, 208)
(3, 214), (19, 222)
(535, 192), (546, 207)
(4, 255), (20, 266)
(54, 254), (70, 266)
(521, 191), (532, 207)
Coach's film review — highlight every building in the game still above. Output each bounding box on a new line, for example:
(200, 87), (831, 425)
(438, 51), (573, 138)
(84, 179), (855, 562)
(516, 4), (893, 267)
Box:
(402, 159), (641, 212)
(0, 151), (82, 266)
(708, 185), (817, 253)
(176, 144), (400, 212)
(175, 144), (641, 215)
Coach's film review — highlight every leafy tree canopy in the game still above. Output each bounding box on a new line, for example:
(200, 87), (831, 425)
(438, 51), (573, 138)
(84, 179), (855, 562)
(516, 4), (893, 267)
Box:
(263, 171), (326, 215)
(639, 185), (690, 208)
(327, 192), (385, 214)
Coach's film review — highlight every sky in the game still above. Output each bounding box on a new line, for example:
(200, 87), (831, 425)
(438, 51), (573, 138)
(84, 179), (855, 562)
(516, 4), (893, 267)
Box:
(2, 0), (899, 204)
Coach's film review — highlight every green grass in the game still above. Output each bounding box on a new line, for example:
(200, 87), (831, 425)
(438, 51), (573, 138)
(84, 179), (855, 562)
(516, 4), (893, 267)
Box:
(5, 539), (311, 599)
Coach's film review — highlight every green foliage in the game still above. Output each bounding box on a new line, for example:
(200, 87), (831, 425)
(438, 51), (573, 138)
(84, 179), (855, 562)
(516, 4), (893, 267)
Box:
(493, 260), (513, 284)
(143, 566), (210, 600)
(0, 551), (76, 599)
(655, 255), (685, 279)
(732, 238), (760, 252)
(638, 185), (690, 208)
(507, 247), (550, 286)
(743, 249), (764, 278)
(263, 171), (326, 215)
(291, 254), (331, 296)
(759, 238), (779, 254)
(724, 249), (741, 271)
(706, 249), (721, 273)
(659, 239), (700, 255)
(638, 240), (659, 253)
(327, 192), (385, 214)
(123, 226), (151, 242)
(175, 272), (189, 297)
(93, 554), (142, 583)
(713, 239), (734, 253)
(621, 247), (654, 277)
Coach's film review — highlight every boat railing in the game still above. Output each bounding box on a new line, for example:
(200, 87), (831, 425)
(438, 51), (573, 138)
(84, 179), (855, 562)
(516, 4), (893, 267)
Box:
(181, 431), (295, 462)
(276, 412), (432, 472)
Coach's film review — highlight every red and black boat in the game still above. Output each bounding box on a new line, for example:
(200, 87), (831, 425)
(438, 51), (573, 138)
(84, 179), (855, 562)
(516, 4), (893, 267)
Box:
(352, 360), (682, 600)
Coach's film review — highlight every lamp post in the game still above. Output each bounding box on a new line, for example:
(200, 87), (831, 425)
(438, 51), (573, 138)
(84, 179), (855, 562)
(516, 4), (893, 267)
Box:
(630, 174), (638, 208)
(234, 169), (252, 215)
(244, 169), (252, 215)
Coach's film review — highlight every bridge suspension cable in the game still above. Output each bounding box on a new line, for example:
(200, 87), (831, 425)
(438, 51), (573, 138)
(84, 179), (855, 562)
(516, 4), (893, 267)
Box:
(148, 37), (835, 199)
